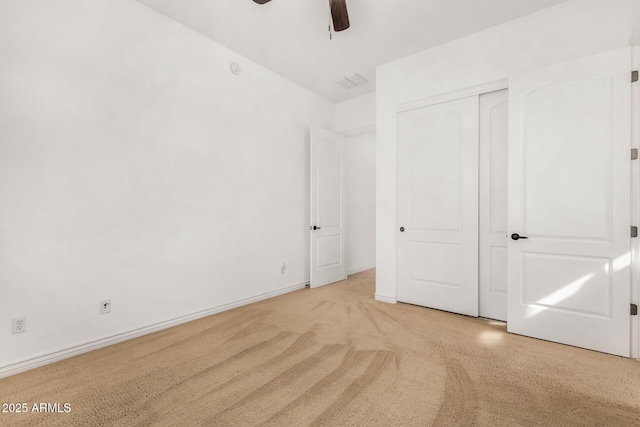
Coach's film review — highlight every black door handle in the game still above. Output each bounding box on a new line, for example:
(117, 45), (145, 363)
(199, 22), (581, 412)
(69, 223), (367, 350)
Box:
(399, 227), (405, 232)
(511, 233), (528, 240)
(311, 225), (322, 230)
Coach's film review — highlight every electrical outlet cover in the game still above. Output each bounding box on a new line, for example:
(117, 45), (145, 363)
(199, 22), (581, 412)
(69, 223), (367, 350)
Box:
(12, 317), (26, 334)
(100, 299), (111, 315)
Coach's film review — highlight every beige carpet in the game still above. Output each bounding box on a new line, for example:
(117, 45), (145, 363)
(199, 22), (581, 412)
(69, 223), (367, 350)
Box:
(1, 269), (639, 426)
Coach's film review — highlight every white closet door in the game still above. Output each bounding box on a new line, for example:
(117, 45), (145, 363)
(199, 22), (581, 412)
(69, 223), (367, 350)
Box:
(479, 89), (509, 321)
(507, 47), (631, 356)
(397, 95), (479, 316)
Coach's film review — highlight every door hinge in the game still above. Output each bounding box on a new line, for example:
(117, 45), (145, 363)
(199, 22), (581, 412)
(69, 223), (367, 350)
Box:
(632, 148), (638, 160)
(632, 304), (638, 316)
(632, 226), (638, 238)
(633, 70), (639, 83)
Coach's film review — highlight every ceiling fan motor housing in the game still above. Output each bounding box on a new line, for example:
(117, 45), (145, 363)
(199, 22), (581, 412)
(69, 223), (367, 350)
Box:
(329, 0), (350, 32)
(252, 0), (350, 32)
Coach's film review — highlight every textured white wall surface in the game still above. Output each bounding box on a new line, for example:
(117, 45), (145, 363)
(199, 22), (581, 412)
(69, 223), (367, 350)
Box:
(345, 132), (376, 274)
(0, 0), (334, 370)
(335, 92), (376, 134)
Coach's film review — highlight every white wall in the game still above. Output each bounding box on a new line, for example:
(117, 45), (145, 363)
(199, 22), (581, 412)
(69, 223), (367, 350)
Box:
(345, 132), (376, 274)
(0, 0), (334, 374)
(335, 93), (376, 274)
(375, 0), (640, 303)
(335, 92), (376, 134)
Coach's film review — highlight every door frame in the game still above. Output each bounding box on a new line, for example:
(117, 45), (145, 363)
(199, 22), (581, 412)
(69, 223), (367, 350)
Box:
(632, 46), (640, 359)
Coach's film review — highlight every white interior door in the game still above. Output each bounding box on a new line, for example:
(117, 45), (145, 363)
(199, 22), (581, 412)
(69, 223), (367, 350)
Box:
(479, 89), (509, 321)
(397, 95), (479, 316)
(507, 47), (632, 357)
(310, 126), (346, 288)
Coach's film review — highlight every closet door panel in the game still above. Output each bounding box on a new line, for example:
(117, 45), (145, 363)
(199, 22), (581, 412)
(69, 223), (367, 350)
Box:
(397, 95), (479, 316)
(479, 89), (509, 321)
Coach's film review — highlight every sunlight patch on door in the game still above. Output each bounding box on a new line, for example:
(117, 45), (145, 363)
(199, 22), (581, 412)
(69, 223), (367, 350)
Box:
(611, 252), (631, 273)
(522, 271), (616, 320)
(521, 252), (612, 319)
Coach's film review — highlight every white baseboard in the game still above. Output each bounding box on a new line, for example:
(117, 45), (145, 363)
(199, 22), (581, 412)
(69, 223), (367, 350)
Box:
(347, 263), (376, 276)
(375, 293), (397, 304)
(0, 282), (308, 379)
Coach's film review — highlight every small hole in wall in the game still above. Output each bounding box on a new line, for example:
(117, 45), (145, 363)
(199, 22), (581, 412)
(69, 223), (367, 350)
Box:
(230, 62), (241, 76)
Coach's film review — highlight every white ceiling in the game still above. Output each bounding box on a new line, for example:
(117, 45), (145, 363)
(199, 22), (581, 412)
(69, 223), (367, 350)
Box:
(135, 0), (569, 103)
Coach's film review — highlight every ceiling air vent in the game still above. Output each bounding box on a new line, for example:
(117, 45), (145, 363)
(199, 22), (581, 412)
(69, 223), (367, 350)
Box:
(334, 73), (368, 89)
